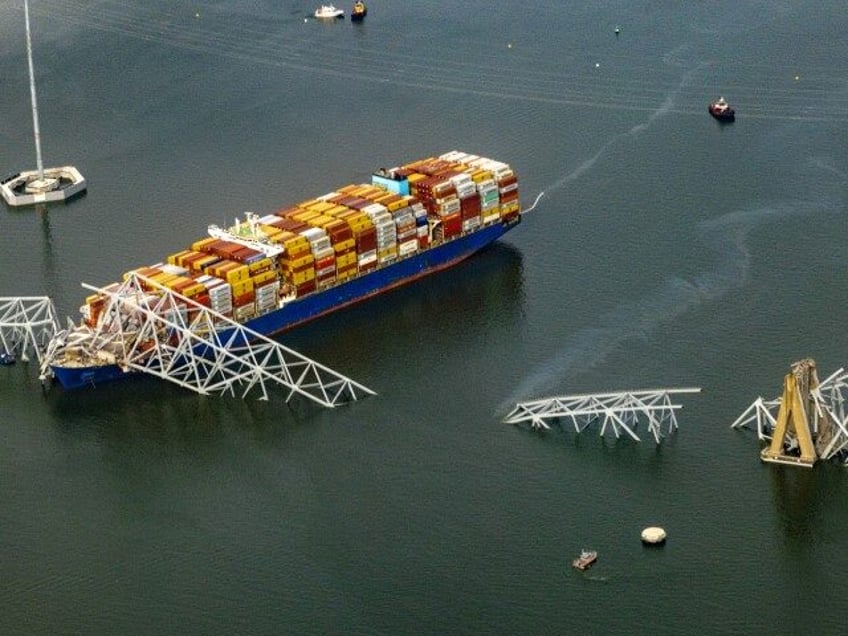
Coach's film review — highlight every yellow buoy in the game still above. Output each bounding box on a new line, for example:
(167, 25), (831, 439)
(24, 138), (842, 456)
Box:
(641, 526), (667, 545)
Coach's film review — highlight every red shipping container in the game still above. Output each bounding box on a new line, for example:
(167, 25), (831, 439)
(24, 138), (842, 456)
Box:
(296, 279), (317, 296)
(232, 291), (255, 307)
(442, 212), (462, 238)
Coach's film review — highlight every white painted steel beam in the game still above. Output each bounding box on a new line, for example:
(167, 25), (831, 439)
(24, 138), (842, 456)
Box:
(0, 296), (60, 363)
(46, 273), (374, 406)
(731, 367), (848, 463)
(504, 388), (701, 443)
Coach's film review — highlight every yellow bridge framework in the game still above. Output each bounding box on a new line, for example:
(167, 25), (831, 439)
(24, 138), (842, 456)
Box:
(731, 359), (848, 467)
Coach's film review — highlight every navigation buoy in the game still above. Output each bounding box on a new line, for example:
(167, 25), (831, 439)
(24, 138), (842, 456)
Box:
(641, 526), (667, 545)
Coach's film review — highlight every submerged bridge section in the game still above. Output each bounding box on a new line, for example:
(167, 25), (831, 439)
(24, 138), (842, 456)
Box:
(41, 272), (375, 406)
(731, 359), (848, 466)
(504, 388), (701, 443)
(0, 296), (60, 363)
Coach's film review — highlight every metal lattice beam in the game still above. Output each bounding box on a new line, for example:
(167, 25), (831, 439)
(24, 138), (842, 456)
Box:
(731, 366), (848, 463)
(0, 296), (60, 363)
(504, 388), (701, 443)
(43, 273), (375, 406)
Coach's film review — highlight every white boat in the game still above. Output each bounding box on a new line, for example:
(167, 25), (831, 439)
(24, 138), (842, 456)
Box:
(314, 5), (344, 19)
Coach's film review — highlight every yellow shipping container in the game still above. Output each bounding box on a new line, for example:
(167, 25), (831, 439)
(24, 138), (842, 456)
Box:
(167, 249), (193, 266)
(306, 201), (334, 214)
(332, 238), (356, 254)
(252, 269), (277, 286)
(193, 254), (219, 272)
(181, 283), (207, 298)
(151, 272), (178, 287)
(282, 252), (315, 271)
(248, 257), (273, 273)
(191, 237), (218, 253)
(378, 246), (398, 261)
(164, 275), (192, 289)
(292, 209), (320, 224)
(336, 250), (357, 268)
(215, 262), (249, 283)
(232, 278), (255, 297)
(324, 205), (349, 217)
(337, 184), (360, 194)
(290, 268), (315, 285)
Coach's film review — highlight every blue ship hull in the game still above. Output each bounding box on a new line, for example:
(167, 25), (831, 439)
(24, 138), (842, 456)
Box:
(51, 217), (519, 390)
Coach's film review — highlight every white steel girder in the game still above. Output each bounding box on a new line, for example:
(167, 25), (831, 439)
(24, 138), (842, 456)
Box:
(0, 296), (60, 363)
(46, 273), (374, 406)
(504, 388), (701, 443)
(731, 367), (848, 462)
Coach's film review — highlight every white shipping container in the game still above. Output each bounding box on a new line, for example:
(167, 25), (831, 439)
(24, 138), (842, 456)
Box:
(398, 239), (418, 257)
(358, 250), (378, 266)
(160, 264), (189, 276)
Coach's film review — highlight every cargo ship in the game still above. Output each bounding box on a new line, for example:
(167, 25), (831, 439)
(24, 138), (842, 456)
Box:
(46, 151), (524, 390)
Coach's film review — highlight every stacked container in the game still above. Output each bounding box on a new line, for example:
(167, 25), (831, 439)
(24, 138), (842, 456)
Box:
(83, 151), (519, 331)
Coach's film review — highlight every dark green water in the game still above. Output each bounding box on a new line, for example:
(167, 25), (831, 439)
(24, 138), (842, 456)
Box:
(2, 1), (848, 633)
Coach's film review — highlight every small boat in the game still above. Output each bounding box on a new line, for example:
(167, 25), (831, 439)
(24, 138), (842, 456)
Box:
(314, 4), (344, 19)
(351, 1), (367, 21)
(708, 96), (735, 122)
(0, 351), (16, 366)
(572, 549), (597, 571)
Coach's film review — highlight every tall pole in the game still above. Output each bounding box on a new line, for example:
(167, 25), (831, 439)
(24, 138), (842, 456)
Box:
(24, 0), (45, 180)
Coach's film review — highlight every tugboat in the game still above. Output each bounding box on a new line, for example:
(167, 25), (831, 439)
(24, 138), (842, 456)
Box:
(708, 96), (735, 122)
(572, 549), (598, 571)
(351, 1), (367, 21)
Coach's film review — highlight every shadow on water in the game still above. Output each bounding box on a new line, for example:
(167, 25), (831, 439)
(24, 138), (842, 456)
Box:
(769, 462), (848, 546)
(280, 242), (526, 366)
(33, 243), (525, 446)
(43, 369), (334, 447)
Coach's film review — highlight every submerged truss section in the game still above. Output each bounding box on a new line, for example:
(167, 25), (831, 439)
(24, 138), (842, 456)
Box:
(0, 296), (60, 363)
(43, 272), (375, 406)
(731, 360), (848, 466)
(504, 388), (701, 443)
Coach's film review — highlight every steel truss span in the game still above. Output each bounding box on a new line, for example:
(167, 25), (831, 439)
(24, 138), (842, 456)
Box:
(504, 388), (701, 443)
(0, 296), (60, 363)
(731, 362), (848, 465)
(42, 273), (375, 406)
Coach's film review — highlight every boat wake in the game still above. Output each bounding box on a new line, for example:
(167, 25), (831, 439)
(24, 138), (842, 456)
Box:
(543, 63), (704, 197)
(29, 1), (848, 123)
(499, 194), (840, 414)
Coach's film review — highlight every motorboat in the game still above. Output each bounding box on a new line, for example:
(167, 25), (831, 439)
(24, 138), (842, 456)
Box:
(708, 96), (735, 122)
(351, 1), (367, 21)
(315, 5), (344, 19)
(0, 351), (16, 366)
(572, 549), (597, 571)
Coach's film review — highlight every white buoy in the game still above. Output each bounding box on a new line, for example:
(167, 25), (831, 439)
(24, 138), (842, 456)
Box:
(641, 526), (667, 545)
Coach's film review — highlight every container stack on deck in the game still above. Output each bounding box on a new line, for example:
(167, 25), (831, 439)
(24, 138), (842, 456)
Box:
(82, 152), (519, 329)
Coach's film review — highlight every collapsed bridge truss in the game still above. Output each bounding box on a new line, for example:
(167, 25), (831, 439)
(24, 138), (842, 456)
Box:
(0, 296), (60, 363)
(504, 388), (701, 443)
(731, 360), (848, 466)
(41, 272), (375, 406)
